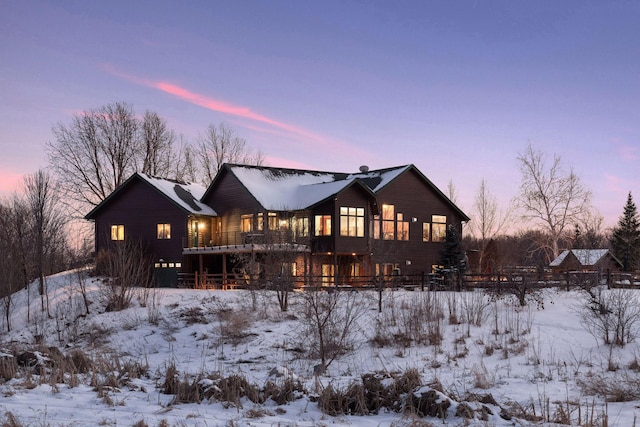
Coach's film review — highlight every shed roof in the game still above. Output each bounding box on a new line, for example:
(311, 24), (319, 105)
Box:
(550, 249), (614, 267)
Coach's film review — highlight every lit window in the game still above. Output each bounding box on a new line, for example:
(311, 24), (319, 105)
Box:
(322, 264), (334, 286)
(110, 225), (124, 241)
(315, 215), (332, 236)
(431, 215), (447, 242)
(382, 204), (395, 240)
(268, 212), (277, 230)
(257, 213), (264, 231)
(157, 223), (171, 239)
(241, 214), (253, 232)
(397, 213), (409, 241)
(423, 223), (431, 242)
(372, 215), (381, 239)
(292, 216), (309, 238)
(340, 207), (365, 237)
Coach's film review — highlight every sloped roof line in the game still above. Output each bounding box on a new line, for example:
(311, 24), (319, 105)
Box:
(85, 173), (217, 219)
(550, 249), (623, 268)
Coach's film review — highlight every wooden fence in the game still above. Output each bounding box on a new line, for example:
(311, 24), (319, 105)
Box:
(177, 269), (640, 291)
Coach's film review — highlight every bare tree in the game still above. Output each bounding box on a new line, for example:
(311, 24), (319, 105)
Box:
(47, 102), (140, 208)
(0, 197), (31, 331)
(470, 179), (511, 272)
(578, 288), (640, 347)
(197, 123), (264, 184)
(446, 179), (458, 205)
(515, 144), (592, 260)
(23, 170), (67, 314)
(97, 240), (154, 311)
(140, 110), (175, 177)
(47, 102), (184, 210)
(173, 135), (200, 183)
(300, 289), (368, 372)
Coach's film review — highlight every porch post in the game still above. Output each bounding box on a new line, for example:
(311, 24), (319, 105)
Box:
(222, 253), (228, 286)
(199, 254), (204, 288)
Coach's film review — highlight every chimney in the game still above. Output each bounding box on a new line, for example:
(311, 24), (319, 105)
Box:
(359, 165), (369, 173)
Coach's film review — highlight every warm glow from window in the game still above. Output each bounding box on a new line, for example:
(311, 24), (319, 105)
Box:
(382, 204), (395, 240)
(315, 215), (332, 236)
(241, 214), (253, 233)
(423, 223), (431, 242)
(110, 225), (124, 241)
(292, 216), (309, 238)
(340, 206), (365, 237)
(157, 223), (171, 239)
(431, 215), (447, 242)
(268, 212), (277, 230)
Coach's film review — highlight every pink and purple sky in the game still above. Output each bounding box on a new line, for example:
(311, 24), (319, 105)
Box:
(1, 1), (638, 229)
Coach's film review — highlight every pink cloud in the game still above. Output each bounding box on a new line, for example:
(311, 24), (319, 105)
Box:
(102, 64), (369, 159)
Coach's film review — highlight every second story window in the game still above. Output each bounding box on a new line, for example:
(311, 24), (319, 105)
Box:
(292, 216), (309, 238)
(340, 207), (365, 237)
(110, 224), (124, 241)
(397, 213), (409, 241)
(382, 204), (395, 240)
(431, 215), (447, 242)
(314, 215), (332, 236)
(157, 223), (171, 239)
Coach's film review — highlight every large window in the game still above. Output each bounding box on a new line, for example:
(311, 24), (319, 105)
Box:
(157, 223), (171, 239)
(292, 216), (309, 239)
(241, 214), (253, 233)
(431, 215), (447, 242)
(110, 224), (124, 241)
(339, 207), (365, 237)
(268, 212), (278, 230)
(382, 204), (395, 240)
(422, 223), (431, 242)
(315, 215), (332, 236)
(397, 213), (409, 240)
(372, 215), (381, 239)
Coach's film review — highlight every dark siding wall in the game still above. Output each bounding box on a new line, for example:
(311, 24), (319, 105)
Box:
(334, 185), (371, 254)
(92, 179), (187, 263)
(203, 170), (264, 244)
(373, 169), (467, 275)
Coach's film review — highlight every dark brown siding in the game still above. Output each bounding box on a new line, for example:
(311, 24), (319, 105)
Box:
(333, 184), (371, 255)
(373, 169), (467, 275)
(92, 178), (187, 263)
(203, 170), (264, 244)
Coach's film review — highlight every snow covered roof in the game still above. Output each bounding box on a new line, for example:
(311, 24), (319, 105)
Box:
(226, 164), (410, 210)
(136, 173), (217, 216)
(85, 173), (216, 219)
(550, 249), (612, 267)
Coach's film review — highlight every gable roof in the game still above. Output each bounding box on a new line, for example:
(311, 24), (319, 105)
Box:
(85, 173), (217, 219)
(204, 163), (469, 220)
(550, 249), (622, 268)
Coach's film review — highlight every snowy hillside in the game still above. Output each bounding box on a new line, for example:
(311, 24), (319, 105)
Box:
(0, 270), (639, 426)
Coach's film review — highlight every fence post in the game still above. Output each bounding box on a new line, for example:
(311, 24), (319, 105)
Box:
(421, 271), (425, 292)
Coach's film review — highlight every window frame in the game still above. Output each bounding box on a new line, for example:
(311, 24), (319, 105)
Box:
(157, 223), (171, 240)
(339, 206), (365, 237)
(314, 214), (332, 236)
(110, 224), (125, 241)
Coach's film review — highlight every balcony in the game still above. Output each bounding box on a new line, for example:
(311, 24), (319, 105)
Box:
(183, 230), (311, 255)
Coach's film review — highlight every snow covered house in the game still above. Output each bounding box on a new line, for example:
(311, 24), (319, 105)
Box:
(86, 164), (469, 287)
(549, 249), (623, 273)
(84, 173), (216, 286)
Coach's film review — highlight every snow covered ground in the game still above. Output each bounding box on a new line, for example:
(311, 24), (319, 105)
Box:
(1, 270), (639, 426)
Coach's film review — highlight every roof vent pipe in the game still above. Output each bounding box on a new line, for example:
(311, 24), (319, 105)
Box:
(359, 165), (369, 173)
